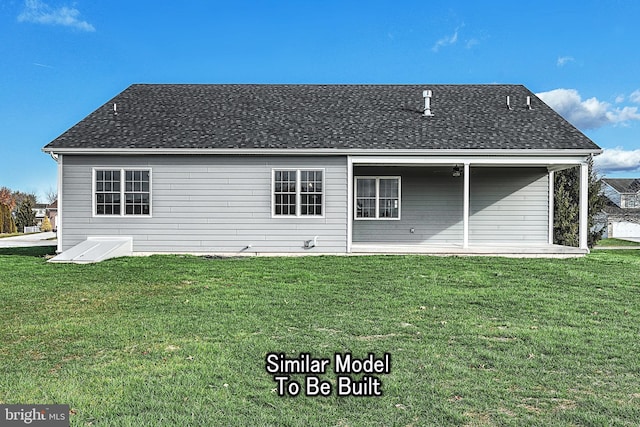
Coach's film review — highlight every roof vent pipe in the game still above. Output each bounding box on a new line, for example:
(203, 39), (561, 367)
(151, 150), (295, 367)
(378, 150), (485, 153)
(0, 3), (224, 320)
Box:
(506, 96), (512, 110)
(526, 96), (532, 110)
(423, 90), (434, 116)
(113, 103), (117, 115)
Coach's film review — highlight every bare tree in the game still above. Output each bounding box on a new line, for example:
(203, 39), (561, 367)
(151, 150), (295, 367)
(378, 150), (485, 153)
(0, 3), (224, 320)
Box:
(12, 192), (37, 213)
(45, 187), (58, 205)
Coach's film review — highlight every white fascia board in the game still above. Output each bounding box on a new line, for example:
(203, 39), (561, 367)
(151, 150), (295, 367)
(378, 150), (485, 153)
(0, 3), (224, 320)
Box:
(42, 147), (602, 157)
(350, 155), (592, 166)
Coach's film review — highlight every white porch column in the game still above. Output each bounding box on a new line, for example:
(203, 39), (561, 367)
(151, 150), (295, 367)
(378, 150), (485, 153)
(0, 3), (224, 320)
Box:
(548, 170), (554, 245)
(56, 153), (63, 254)
(579, 162), (589, 250)
(463, 162), (470, 248)
(347, 156), (353, 253)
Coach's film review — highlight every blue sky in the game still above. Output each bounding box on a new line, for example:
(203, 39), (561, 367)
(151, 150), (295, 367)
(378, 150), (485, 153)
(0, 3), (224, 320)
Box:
(2, 0), (640, 201)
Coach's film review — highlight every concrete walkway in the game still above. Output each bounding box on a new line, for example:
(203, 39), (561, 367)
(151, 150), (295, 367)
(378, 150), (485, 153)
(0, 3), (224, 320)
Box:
(619, 237), (640, 243)
(0, 232), (57, 248)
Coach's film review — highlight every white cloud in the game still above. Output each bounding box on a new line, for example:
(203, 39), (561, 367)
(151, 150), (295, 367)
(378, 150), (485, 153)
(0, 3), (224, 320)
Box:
(557, 56), (574, 67)
(465, 38), (479, 49)
(537, 89), (608, 129)
(615, 95), (625, 103)
(594, 147), (640, 173)
(18, 0), (95, 32)
(630, 90), (640, 104)
(536, 88), (640, 130)
(611, 106), (640, 123)
(432, 26), (462, 52)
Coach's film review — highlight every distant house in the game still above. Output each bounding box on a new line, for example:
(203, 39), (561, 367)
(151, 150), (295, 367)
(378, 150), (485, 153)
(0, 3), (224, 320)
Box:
(42, 84), (601, 260)
(602, 179), (640, 208)
(32, 203), (47, 227)
(600, 178), (640, 238)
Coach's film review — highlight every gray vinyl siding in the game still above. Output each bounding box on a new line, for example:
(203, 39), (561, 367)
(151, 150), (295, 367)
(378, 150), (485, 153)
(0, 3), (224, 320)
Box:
(352, 166), (548, 244)
(61, 155), (348, 253)
(353, 167), (463, 243)
(469, 168), (548, 244)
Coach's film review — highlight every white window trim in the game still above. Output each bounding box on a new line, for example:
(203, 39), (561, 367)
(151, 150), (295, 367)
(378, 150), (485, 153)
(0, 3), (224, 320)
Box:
(354, 176), (401, 220)
(92, 167), (152, 218)
(271, 168), (325, 218)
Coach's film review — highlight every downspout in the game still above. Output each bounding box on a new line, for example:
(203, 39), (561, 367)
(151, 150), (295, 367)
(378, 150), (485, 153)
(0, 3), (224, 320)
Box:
(49, 152), (63, 254)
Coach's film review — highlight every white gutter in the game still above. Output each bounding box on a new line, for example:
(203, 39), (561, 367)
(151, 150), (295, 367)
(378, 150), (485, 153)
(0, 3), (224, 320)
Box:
(42, 147), (602, 156)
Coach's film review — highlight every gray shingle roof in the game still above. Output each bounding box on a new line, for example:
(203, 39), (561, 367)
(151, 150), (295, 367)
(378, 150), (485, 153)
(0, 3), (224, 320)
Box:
(43, 84), (600, 151)
(603, 178), (640, 193)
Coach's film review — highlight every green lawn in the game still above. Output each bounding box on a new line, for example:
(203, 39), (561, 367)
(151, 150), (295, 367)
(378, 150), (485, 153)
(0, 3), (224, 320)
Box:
(1, 247), (639, 426)
(596, 238), (640, 247)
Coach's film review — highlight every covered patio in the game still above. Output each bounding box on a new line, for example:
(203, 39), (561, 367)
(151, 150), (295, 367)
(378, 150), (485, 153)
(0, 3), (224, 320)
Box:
(346, 154), (591, 256)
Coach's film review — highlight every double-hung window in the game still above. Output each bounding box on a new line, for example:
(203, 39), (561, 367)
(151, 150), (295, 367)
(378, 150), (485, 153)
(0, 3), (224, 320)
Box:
(622, 195), (636, 208)
(124, 170), (151, 215)
(95, 170), (121, 215)
(94, 168), (151, 216)
(273, 169), (324, 217)
(355, 176), (400, 219)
